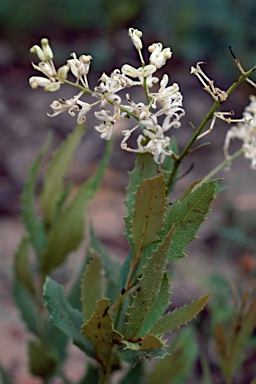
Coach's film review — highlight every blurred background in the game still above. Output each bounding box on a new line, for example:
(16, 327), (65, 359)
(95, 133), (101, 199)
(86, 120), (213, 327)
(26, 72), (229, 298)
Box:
(0, 0), (256, 383)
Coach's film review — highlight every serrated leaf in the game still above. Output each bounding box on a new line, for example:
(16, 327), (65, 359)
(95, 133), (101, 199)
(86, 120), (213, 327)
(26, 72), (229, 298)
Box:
(150, 294), (211, 335)
(132, 175), (167, 256)
(163, 179), (222, 261)
(41, 124), (85, 226)
(28, 339), (57, 378)
(124, 153), (158, 248)
(81, 298), (123, 372)
(162, 136), (179, 196)
(126, 226), (174, 339)
(21, 133), (52, 255)
(40, 141), (112, 276)
(81, 248), (103, 322)
(43, 277), (94, 356)
(13, 237), (36, 296)
(135, 272), (171, 338)
(13, 280), (39, 336)
(118, 334), (168, 367)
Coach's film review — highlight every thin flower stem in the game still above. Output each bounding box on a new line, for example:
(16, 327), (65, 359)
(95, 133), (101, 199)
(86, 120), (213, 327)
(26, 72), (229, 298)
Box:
(202, 148), (244, 182)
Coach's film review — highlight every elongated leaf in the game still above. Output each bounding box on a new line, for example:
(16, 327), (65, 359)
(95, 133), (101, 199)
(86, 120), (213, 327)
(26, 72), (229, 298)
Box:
(81, 249), (103, 322)
(81, 298), (123, 372)
(43, 277), (94, 356)
(126, 227), (174, 339)
(132, 175), (167, 256)
(150, 294), (211, 335)
(13, 237), (36, 296)
(41, 124), (85, 226)
(41, 141), (112, 275)
(21, 133), (52, 255)
(124, 153), (158, 248)
(28, 339), (57, 379)
(118, 335), (168, 367)
(13, 280), (39, 336)
(214, 323), (230, 380)
(163, 179), (221, 261)
(135, 272), (171, 338)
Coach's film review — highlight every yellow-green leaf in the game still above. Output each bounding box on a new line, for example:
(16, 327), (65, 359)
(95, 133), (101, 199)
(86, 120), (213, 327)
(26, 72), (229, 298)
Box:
(13, 237), (36, 296)
(132, 174), (167, 257)
(150, 294), (211, 335)
(81, 249), (103, 322)
(82, 298), (123, 372)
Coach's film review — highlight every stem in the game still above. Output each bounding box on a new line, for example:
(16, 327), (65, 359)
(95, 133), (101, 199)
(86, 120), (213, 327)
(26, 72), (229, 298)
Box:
(202, 148), (244, 182)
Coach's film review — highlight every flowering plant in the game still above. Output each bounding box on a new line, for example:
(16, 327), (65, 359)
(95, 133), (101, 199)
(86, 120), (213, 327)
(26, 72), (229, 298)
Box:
(10, 28), (256, 384)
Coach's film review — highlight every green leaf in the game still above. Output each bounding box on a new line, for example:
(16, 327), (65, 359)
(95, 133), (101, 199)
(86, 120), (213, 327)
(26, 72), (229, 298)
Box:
(41, 124), (85, 226)
(150, 294), (211, 335)
(0, 364), (15, 384)
(163, 179), (221, 261)
(13, 280), (39, 336)
(43, 277), (94, 356)
(40, 141), (112, 275)
(81, 298), (123, 372)
(124, 153), (158, 248)
(81, 248), (103, 322)
(28, 339), (57, 379)
(135, 272), (171, 338)
(126, 227), (174, 339)
(118, 335), (168, 367)
(78, 363), (100, 384)
(131, 175), (167, 256)
(162, 136), (179, 196)
(21, 133), (52, 255)
(13, 237), (36, 296)
(119, 362), (144, 384)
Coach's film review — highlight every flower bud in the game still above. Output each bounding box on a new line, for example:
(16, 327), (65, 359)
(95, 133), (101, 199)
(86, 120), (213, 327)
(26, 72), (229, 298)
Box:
(30, 45), (46, 61)
(128, 28), (143, 50)
(29, 76), (52, 89)
(121, 64), (140, 78)
(141, 64), (157, 77)
(44, 82), (61, 92)
(41, 38), (53, 60)
(57, 65), (69, 81)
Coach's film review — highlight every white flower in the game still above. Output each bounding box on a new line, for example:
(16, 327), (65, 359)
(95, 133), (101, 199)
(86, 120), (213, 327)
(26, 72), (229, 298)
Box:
(224, 95), (256, 169)
(128, 28), (143, 50)
(29, 76), (52, 89)
(121, 64), (157, 79)
(94, 110), (116, 140)
(148, 43), (172, 69)
(67, 53), (92, 87)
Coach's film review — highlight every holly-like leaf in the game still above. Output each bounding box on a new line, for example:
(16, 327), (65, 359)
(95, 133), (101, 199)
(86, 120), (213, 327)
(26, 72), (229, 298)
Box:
(40, 124), (85, 226)
(81, 298), (123, 372)
(13, 237), (36, 297)
(43, 277), (94, 356)
(134, 272), (171, 338)
(118, 334), (168, 367)
(28, 339), (57, 379)
(21, 133), (52, 255)
(150, 294), (211, 335)
(126, 227), (174, 339)
(131, 175), (167, 257)
(162, 179), (222, 261)
(81, 249), (103, 322)
(124, 153), (158, 248)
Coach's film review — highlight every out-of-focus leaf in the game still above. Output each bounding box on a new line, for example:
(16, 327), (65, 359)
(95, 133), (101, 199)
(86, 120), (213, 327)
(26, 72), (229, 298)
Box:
(21, 133), (52, 255)
(13, 280), (39, 336)
(126, 227), (174, 339)
(41, 124), (85, 226)
(81, 298), (123, 372)
(0, 364), (15, 384)
(78, 363), (100, 384)
(28, 339), (57, 379)
(40, 140), (112, 276)
(131, 175), (167, 257)
(81, 248), (103, 322)
(43, 277), (94, 356)
(214, 323), (230, 380)
(124, 153), (158, 248)
(13, 237), (36, 296)
(150, 294), (211, 335)
(119, 362), (144, 384)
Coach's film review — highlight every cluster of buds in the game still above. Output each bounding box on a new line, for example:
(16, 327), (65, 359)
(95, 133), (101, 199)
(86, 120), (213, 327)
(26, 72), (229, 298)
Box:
(29, 29), (184, 164)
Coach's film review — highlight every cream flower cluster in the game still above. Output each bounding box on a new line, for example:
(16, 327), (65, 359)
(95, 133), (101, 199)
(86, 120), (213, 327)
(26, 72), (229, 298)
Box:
(29, 29), (185, 164)
(224, 95), (256, 169)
